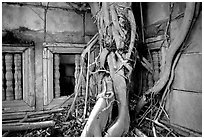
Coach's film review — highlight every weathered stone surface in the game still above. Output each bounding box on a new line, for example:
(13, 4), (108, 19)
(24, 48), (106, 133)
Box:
(144, 22), (166, 38)
(170, 4), (201, 53)
(143, 2), (186, 39)
(166, 90), (202, 132)
(184, 12), (202, 53)
(170, 17), (183, 42)
(2, 3), (97, 44)
(47, 8), (82, 33)
(171, 2), (186, 18)
(46, 31), (84, 43)
(143, 2), (169, 26)
(85, 13), (97, 35)
(172, 54), (202, 93)
(2, 4), (44, 31)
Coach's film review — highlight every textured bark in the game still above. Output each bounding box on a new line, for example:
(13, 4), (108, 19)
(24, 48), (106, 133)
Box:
(81, 2), (137, 137)
(81, 77), (114, 136)
(105, 52), (130, 136)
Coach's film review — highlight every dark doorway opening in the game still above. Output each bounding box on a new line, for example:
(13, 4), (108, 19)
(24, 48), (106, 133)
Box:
(59, 54), (75, 96)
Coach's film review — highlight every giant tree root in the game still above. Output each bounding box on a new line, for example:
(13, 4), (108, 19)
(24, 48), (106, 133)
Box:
(81, 77), (114, 137)
(81, 52), (130, 137)
(105, 52), (130, 137)
(81, 97), (109, 137)
(81, 2), (134, 137)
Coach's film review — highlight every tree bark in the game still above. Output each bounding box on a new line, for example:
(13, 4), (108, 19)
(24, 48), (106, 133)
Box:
(105, 52), (130, 136)
(81, 2), (137, 137)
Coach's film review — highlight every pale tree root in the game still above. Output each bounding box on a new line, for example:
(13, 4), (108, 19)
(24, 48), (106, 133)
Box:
(81, 76), (114, 137)
(81, 52), (131, 137)
(105, 52), (130, 137)
(81, 2), (135, 137)
(81, 97), (109, 137)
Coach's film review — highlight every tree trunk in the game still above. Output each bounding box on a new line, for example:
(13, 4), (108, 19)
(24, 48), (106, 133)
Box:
(81, 2), (137, 137)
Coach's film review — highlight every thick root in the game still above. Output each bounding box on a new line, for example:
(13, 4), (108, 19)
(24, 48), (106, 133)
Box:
(105, 52), (130, 136)
(81, 97), (109, 137)
(81, 77), (114, 137)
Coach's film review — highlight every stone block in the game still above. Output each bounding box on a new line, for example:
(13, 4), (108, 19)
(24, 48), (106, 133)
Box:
(47, 8), (83, 33)
(184, 12), (202, 53)
(143, 2), (169, 26)
(85, 13), (98, 35)
(167, 90), (202, 132)
(172, 54), (202, 93)
(2, 4), (44, 31)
